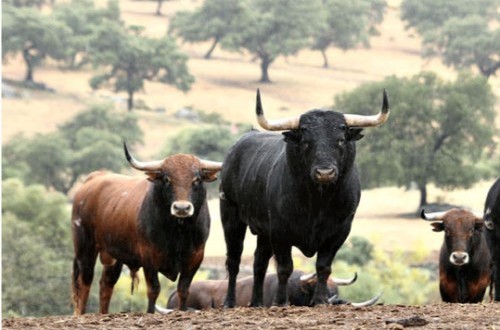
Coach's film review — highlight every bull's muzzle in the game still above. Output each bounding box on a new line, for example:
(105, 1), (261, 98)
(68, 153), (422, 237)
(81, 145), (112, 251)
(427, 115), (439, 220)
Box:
(450, 251), (469, 266)
(171, 201), (194, 218)
(314, 167), (337, 184)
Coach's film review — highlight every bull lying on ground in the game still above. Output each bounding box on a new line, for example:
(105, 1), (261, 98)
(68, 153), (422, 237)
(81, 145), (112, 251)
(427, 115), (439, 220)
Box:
(71, 143), (222, 314)
(220, 89), (390, 307)
(421, 208), (490, 303)
(159, 270), (380, 311)
(484, 178), (500, 301)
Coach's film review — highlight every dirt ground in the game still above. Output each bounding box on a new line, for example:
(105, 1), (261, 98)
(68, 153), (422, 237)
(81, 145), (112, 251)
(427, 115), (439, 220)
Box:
(3, 303), (500, 329)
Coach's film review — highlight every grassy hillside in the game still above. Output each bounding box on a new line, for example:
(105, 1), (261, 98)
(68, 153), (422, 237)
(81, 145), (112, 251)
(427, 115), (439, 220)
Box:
(2, 0), (498, 256)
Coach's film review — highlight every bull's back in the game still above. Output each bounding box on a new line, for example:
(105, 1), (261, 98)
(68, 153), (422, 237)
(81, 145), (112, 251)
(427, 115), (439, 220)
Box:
(72, 171), (148, 247)
(221, 131), (285, 216)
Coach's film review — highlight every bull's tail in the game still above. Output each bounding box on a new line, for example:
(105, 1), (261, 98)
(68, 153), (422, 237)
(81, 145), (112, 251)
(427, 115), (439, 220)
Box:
(71, 258), (80, 310)
(130, 269), (140, 295)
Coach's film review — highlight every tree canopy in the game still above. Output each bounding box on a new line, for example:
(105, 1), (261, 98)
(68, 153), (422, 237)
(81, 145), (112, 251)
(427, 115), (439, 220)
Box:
(90, 22), (194, 111)
(169, 0), (247, 59)
(334, 71), (497, 209)
(2, 104), (143, 194)
(401, 0), (499, 78)
(2, 179), (73, 317)
(2, 4), (71, 84)
(222, 0), (323, 83)
(312, 0), (386, 68)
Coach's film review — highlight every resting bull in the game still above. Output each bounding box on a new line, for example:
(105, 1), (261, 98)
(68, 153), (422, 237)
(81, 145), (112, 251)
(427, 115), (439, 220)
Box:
(71, 143), (222, 314)
(421, 208), (490, 303)
(220, 89), (390, 307)
(159, 270), (379, 311)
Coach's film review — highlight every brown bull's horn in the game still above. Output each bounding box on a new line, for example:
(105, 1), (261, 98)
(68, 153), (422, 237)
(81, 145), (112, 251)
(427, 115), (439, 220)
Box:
(420, 209), (447, 221)
(255, 89), (300, 131)
(124, 142), (163, 172)
(154, 305), (174, 314)
(199, 159), (223, 171)
(299, 273), (317, 282)
(350, 292), (383, 308)
(332, 272), (358, 286)
(344, 89), (390, 128)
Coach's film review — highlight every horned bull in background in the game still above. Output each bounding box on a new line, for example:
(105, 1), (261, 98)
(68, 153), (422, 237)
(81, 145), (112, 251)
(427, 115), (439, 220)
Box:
(483, 178), (500, 300)
(156, 270), (381, 312)
(219, 89), (390, 307)
(421, 208), (490, 303)
(71, 143), (222, 314)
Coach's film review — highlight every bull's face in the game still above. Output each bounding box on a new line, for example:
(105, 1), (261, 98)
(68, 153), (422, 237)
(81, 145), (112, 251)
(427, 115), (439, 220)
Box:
(283, 111), (364, 185)
(124, 143), (222, 219)
(148, 155), (220, 218)
(253, 88), (389, 185)
(422, 209), (484, 266)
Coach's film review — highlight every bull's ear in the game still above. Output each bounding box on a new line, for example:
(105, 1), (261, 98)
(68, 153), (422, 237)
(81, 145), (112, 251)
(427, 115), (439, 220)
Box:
(282, 130), (301, 143)
(145, 171), (162, 182)
(346, 128), (364, 141)
(431, 222), (444, 232)
(201, 169), (219, 182)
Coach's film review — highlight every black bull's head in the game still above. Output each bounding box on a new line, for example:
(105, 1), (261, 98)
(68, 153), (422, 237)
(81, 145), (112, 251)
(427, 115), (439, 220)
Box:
(255, 89), (390, 184)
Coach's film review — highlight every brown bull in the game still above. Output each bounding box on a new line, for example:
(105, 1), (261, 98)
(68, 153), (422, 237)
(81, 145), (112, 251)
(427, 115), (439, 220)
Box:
(71, 143), (222, 314)
(421, 208), (490, 303)
(161, 270), (380, 311)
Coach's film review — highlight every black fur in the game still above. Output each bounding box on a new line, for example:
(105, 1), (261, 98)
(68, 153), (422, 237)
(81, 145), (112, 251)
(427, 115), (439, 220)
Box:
(484, 178), (500, 300)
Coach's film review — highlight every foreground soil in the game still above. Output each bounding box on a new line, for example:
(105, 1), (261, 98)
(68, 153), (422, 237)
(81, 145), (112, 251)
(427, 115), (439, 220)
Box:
(4, 303), (500, 329)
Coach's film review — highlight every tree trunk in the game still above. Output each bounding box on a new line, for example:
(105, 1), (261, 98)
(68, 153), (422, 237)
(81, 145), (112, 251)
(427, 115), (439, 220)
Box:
(321, 49), (329, 68)
(419, 184), (427, 210)
(204, 37), (220, 59)
(156, 0), (163, 16)
(259, 56), (272, 83)
(23, 48), (34, 83)
(127, 90), (134, 112)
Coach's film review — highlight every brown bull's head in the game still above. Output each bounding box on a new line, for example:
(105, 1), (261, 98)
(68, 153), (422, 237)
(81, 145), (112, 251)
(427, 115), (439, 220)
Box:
(124, 142), (222, 218)
(421, 208), (484, 266)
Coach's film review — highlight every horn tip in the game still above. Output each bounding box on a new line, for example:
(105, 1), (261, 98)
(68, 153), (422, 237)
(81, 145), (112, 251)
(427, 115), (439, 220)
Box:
(123, 141), (132, 163)
(256, 89), (263, 116)
(420, 209), (426, 220)
(382, 89), (389, 113)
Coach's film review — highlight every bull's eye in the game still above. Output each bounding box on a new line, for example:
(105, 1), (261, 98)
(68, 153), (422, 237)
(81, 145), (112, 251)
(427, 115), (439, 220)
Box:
(192, 177), (201, 186)
(163, 175), (171, 184)
(445, 229), (450, 236)
(338, 139), (345, 147)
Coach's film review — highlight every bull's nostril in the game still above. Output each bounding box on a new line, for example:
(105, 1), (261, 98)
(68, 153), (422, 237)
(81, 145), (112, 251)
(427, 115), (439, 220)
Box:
(316, 168), (335, 176)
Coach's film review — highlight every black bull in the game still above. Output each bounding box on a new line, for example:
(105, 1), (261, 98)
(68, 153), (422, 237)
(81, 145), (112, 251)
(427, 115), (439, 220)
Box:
(484, 178), (500, 300)
(219, 89), (390, 307)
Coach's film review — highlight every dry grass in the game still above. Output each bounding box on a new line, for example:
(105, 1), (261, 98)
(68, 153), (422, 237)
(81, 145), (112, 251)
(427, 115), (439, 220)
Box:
(2, 0), (498, 258)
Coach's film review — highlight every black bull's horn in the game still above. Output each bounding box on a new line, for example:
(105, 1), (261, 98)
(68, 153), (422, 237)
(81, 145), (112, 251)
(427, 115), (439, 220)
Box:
(255, 89), (390, 131)
(123, 142), (223, 172)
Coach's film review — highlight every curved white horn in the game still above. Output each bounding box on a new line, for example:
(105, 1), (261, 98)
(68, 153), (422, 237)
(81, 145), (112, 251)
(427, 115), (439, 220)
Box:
(124, 142), (163, 172)
(344, 89), (390, 128)
(155, 305), (174, 314)
(420, 209), (447, 221)
(299, 273), (317, 282)
(255, 89), (300, 131)
(199, 159), (223, 171)
(332, 272), (358, 286)
(350, 292), (383, 308)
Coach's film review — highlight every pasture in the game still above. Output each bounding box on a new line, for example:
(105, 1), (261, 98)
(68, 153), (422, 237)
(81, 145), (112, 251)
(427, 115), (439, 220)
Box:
(2, 0), (499, 328)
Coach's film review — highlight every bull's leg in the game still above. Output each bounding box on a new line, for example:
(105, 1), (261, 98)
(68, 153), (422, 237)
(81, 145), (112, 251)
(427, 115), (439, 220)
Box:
(221, 199), (247, 308)
(72, 235), (98, 315)
(177, 245), (206, 311)
(494, 267), (500, 301)
(98, 261), (123, 313)
(272, 244), (293, 306)
(313, 224), (351, 305)
(143, 267), (161, 313)
(250, 235), (273, 307)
